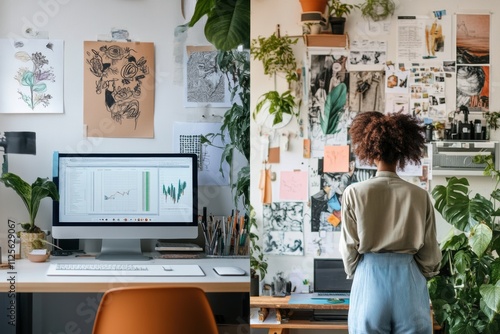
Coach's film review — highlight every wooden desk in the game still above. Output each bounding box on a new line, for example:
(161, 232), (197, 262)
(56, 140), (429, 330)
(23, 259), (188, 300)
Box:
(250, 295), (442, 334)
(0, 256), (249, 293)
(0, 256), (249, 334)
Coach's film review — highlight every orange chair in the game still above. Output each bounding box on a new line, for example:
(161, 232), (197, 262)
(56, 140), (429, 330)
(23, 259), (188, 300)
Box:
(92, 286), (218, 334)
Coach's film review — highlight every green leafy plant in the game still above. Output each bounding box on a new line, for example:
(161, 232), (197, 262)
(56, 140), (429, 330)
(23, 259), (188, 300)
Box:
(249, 208), (268, 280)
(250, 33), (299, 84)
(0, 172), (59, 233)
(177, 0), (250, 51)
(254, 90), (299, 127)
(483, 111), (500, 131)
(359, 0), (396, 21)
(202, 49), (250, 207)
(327, 0), (359, 18)
(428, 154), (500, 333)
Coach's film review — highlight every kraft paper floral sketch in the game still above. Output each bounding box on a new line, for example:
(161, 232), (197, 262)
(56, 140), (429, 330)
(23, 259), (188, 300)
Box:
(83, 41), (155, 138)
(0, 39), (64, 114)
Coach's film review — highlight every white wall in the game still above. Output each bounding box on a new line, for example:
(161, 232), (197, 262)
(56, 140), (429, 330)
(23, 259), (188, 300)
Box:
(250, 0), (500, 305)
(0, 0), (238, 255)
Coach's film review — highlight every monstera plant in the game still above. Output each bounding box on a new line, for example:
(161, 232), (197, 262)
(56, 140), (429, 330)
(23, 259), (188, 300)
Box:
(428, 154), (500, 333)
(179, 0), (250, 50)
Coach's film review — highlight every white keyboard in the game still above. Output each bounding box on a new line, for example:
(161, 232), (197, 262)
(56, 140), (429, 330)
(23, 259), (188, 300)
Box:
(46, 263), (205, 277)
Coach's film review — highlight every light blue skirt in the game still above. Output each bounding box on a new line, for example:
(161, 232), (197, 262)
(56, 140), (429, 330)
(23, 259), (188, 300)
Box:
(348, 253), (432, 334)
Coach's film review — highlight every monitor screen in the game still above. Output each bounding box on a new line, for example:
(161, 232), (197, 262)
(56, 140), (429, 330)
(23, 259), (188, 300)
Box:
(313, 259), (352, 293)
(52, 152), (198, 260)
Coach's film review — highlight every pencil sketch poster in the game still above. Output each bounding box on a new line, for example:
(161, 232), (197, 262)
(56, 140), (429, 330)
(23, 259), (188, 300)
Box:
(172, 122), (230, 186)
(263, 202), (304, 256)
(184, 46), (230, 108)
(83, 41), (155, 138)
(0, 39), (64, 114)
(456, 14), (490, 65)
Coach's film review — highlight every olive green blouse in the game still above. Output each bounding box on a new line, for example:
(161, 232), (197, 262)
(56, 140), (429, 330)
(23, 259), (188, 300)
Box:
(339, 171), (442, 278)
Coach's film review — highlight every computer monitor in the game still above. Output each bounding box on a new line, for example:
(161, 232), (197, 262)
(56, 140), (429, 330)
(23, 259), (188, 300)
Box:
(52, 152), (198, 261)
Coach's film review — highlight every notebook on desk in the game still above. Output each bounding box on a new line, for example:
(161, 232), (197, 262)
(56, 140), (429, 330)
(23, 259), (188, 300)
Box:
(311, 258), (352, 299)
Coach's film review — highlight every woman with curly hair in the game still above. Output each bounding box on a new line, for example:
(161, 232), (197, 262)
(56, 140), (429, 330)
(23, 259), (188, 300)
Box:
(340, 111), (441, 334)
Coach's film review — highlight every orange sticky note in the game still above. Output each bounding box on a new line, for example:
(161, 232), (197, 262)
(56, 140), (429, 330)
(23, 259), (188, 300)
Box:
(303, 139), (311, 158)
(268, 147), (280, 163)
(324, 145), (349, 172)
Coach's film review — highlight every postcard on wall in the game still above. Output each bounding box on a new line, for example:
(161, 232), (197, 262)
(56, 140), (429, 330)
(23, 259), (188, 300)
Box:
(385, 69), (409, 94)
(0, 39), (64, 114)
(456, 14), (490, 65)
(172, 122), (229, 186)
(184, 46), (231, 108)
(83, 41), (155, 138)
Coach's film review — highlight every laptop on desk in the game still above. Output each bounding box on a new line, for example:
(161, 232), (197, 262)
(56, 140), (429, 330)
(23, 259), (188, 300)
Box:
(311, 259), (352, 321)
(311, 258), (352, 299)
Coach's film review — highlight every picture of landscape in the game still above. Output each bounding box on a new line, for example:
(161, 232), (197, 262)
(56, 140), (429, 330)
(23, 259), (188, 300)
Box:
(456, 14), (490, 65)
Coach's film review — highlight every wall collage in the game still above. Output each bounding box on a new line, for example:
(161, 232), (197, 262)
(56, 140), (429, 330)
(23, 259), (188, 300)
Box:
(257, 11), (491, 259)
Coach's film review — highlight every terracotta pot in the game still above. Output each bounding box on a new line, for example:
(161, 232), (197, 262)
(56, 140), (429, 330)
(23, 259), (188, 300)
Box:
(299, 0), (328, 13)
(20, 231), (46, 258)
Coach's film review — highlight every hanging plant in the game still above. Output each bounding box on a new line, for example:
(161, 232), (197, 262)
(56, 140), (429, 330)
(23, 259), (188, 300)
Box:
(250, 33), (299, 84)
(253, 90), (298, 126)
(360, 0), (396, 22)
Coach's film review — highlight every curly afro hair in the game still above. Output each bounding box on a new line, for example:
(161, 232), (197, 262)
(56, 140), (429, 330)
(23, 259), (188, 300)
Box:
(349, 111), (426, 169)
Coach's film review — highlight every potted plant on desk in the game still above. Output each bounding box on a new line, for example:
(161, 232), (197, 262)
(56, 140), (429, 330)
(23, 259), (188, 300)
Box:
(0, 172), (59, 258)
(428, 155), (500, 332)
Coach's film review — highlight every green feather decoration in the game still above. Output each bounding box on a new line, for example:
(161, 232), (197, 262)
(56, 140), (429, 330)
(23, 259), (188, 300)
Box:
(321, 82), (347, 134)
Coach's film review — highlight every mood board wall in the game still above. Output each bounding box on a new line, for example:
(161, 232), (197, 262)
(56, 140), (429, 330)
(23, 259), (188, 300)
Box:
(250, 0), (500, 294)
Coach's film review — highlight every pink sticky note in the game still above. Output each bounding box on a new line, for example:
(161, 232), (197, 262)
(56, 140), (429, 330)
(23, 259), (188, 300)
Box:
(279, 171), (308, 201)
(324, 145), (349, 172)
